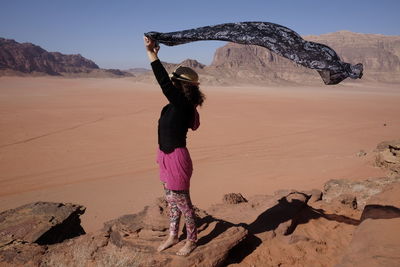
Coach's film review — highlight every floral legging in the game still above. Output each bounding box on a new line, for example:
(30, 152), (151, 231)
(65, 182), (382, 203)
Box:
(164, 185), (197, 242)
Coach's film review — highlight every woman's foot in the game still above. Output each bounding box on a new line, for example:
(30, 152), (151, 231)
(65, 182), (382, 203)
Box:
(157, 235), (179, 252)
(176, 240), (197, 256)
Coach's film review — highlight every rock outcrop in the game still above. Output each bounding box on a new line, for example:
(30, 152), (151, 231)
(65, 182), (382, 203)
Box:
(1, 139), (400, 266)
(0, 198), (247, 267)
(222, 193), (248, 204)
(375, 139), (400, 175)
(0, 38), (132, 77)
(210, 189), (359, 266)
(360, 182), (400, 221)
(209, 31), (400, 85)
(0, 38), (98, 75)
(306, 31), (400, 82)
(4, 31), (400, 84)
(0, 202), (85, 266)
(135, 31), (400, 86)
(322, 176), (400, 210)
(0, 189), (331, 266)
(100, 198), (247, 267)
(337, 183), (400, 267)
(1, 178), (399, 266)
(0, 202), (85, 246)
(209, 42), (316, 85)
(337, 218), (400, 267)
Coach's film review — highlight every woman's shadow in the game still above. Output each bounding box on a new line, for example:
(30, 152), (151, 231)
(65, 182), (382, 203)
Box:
(190, 193), (361, 264)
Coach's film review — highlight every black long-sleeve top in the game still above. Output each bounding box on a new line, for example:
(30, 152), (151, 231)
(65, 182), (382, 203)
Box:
(151, 59), (195, 153)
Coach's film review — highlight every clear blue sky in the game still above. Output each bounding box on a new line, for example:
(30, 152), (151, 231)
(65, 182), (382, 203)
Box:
(1, 0), (399, 69)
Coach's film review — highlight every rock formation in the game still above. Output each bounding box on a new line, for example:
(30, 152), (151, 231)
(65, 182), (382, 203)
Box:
(1, 139), (399, 266)
(135, 31), (400, 86)
(3, 31), (400, 83)
(0, 202), (85, 245)
(0, 38), (98, 74)
(306, 31), (400, 79)
(222, 193), (248, 204)
(337, 183), (400, 267)
(208, 31), (400, 85)
(0, 198), (247, 267)
(0, 38), (132, 77)
(375, 139), (400, 175)
(209, 42), (317, 85)
(0, 202), (85, 266)
(322, 176), (400, 210)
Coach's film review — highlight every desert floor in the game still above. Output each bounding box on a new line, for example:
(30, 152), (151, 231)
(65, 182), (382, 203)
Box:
(1, 77), (399, 232)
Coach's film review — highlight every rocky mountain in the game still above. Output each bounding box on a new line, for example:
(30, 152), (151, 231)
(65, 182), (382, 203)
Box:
(305, 31), (400, 83)
(208, 43), (310, 85)
(3, 31), (400, 84)
(207, 31), (400, 85)
(136, 31), (400, 86)
(0, 38), (131, 77)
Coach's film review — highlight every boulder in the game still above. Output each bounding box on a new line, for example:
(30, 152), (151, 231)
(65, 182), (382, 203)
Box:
(0, 202), (85, 246)
(360, 182), (400, 221)
(322, 176), (400, 209)
(222, 193), (248, 204)
(375, 139), (400, 175)
(0, 241), (45, 266)
(336, 194), (358, 210)
(356, 150), (367, 157)
(285, 192), (309, 205)
(103, 197), (170, 234)
(336, 181), (400, 266)
(304, 189), (323, 203)
(336, 218), (400, 267)
(0, 202), (85, 266)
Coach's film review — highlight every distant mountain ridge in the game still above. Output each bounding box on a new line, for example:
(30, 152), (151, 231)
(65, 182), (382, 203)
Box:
(305, 31), (400, 83)
(134, 31), (400, 85)
(2, 31), (400, 84)
(0, 38), (131, 77)
(206, 31), (400, 85)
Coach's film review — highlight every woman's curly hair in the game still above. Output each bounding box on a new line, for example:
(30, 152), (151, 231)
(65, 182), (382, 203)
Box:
(173, 80), (206, 107)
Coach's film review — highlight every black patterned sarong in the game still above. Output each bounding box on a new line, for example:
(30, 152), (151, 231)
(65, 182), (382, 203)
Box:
(145, 22), (363, 85)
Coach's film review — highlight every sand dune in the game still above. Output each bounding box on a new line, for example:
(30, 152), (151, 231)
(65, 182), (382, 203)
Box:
(0, 77), (399, 232)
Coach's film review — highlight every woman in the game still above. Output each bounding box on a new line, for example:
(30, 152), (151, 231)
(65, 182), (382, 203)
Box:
(144, 36), (205, 256)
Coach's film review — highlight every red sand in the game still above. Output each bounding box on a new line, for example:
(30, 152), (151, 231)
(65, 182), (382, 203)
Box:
(0, 77), (399, 232)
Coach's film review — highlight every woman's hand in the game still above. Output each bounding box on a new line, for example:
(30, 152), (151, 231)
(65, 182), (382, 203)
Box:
(144, 36), (160, 62)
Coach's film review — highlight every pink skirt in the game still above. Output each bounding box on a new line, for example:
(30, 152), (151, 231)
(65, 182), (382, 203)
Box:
(157, 147), (193, 191)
